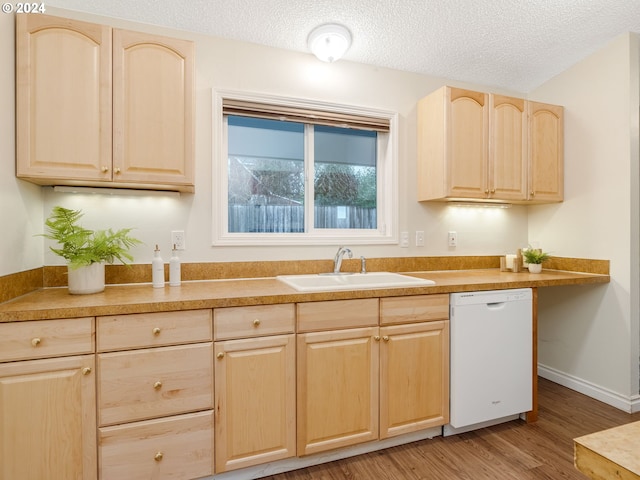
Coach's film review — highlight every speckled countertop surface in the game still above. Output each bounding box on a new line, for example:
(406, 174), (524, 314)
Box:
(574, 421), (640, 478)
(0, 268), (610, 322)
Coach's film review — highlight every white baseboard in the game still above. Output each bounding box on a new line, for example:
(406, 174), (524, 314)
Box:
(211, 427), (442, 480)
(538, 363), (640, 413)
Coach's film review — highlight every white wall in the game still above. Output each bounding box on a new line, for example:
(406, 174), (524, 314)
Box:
(530, 33), (640, 407)
(0, 6), (529, 271)
(0, 12), (43, 277)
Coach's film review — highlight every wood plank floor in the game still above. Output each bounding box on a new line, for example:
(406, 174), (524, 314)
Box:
(266, 378), (640, 479)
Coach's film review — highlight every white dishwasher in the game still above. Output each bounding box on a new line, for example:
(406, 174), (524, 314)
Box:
(444, 288), (532, 436)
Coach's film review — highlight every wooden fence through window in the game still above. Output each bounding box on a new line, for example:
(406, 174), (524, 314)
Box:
(228, 205), (377, 232)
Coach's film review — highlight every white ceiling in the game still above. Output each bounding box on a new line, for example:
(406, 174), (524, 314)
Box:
(47, 0), (640, 92)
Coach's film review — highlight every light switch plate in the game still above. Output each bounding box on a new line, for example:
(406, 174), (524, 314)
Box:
(448, 231), (457, 247)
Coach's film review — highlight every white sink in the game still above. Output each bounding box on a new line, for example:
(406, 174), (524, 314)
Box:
(276, 272), (435, 292)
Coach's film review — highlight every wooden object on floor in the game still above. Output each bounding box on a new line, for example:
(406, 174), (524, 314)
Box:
(574, 420), (640, 480)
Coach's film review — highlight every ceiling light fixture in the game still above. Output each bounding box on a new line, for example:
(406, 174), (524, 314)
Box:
(307, 23), (352, 63)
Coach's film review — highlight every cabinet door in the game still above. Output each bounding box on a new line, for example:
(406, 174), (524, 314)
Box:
(446, 87), (489, 199)
(0, 355), (97, 480)
(112, 30), (194, 187)
(528, 101), (564, 202)
(490, 95), (527, 201)
(16, 14), (112, 182)
(379, 321), (449, 439)
(214, 335), (296, 472)
(297, 327), (379, 456)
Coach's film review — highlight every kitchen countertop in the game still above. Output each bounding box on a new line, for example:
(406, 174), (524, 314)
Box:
(574, 421), (640, 479)
(0, 268), (610, 322)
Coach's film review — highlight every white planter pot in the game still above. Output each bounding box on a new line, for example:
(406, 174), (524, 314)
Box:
(527, 263), (543, 274)
(67, 262), (105, 294)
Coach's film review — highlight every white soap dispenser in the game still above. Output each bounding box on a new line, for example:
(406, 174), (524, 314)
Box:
(152, 244), (164, 288)
(169, 244), (181, 287)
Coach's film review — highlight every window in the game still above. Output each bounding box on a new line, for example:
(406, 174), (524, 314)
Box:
(213, 91), (398, 245)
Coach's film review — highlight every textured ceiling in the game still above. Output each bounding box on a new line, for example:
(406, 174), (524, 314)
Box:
(46, 0), (640, 92)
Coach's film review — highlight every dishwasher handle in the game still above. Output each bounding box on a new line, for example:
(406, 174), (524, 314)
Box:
(486, 301), (506, 309)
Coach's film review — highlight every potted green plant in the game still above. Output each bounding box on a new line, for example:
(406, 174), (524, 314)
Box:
(522, 247), (550, 274)
(42, 206), (142, 294)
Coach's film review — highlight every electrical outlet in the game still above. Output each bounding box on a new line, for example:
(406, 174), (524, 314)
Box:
(171, 230), (185, 250)
(448, 231), (457, 247)
(416, 231), (425, 247)
(400, 231), (409, 248)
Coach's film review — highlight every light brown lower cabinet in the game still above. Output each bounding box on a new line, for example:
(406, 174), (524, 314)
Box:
(379, 295), (450, 439)
(99, 411), (213, 480)
(379, 321), (449, 438)
(297, 326), (380, 456)
(296, 296), (450, 457)
(0, 297), (448, 479)
(96, 310), (214, 480)
(0, 317), (96, 480)
(213, 304), (296, 473)
(97, 343), (214, 426)
(0, 355), (97, 480)
(297, 321), (450, 455)
(214, 334), (296, 472)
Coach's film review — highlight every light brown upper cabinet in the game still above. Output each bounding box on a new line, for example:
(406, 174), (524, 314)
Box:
(417, 86), (563, 204)
(417, 87), (489, 201)
(16, 14), (195, 192)
(528, 101), (564, 202)
(490, 94), (528, 201)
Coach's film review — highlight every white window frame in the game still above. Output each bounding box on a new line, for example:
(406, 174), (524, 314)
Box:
(212, 89), (398, 246)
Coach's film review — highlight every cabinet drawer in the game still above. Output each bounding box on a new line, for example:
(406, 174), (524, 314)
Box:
(99, 411), (213, 480)
(97, 309), (212, 351)
(98, 343), (213, 426)
(0, 317), (94, 362)
(214, 304), (295, 340)
(380, 295), (449, 325)
(297, 298), (379, 332)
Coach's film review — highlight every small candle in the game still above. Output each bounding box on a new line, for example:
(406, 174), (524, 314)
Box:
(505, 254), (516, 269)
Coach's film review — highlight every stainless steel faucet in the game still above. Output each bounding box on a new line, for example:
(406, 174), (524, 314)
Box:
(333, 246), (353, 274)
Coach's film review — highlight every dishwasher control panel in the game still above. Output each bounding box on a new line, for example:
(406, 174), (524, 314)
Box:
(450, 288), (532, 306)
